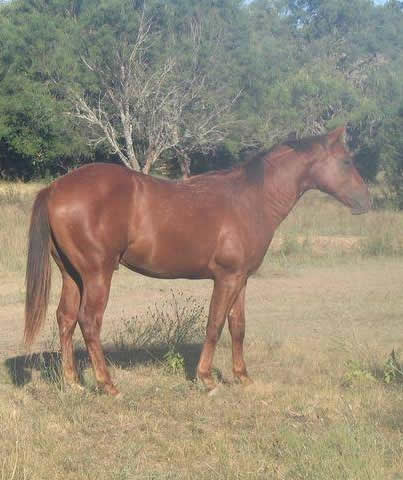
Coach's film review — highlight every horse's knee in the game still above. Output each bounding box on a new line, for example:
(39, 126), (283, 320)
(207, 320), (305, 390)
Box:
(57, 309), (77, 336)
(78, 300), (105, 342)
(228, 315), (245, 340)
(78, 315), (98, 340)
(206, 322), (225, 345)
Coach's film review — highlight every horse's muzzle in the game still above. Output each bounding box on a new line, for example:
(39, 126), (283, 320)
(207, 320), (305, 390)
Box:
(350, 194), (371, 215)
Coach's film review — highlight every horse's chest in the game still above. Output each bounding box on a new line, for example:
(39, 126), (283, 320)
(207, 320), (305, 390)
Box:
(242, 220), (274, 269)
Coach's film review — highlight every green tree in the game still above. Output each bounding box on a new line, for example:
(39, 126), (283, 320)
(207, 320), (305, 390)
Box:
(0, 0), (92, 177)
(67, 0), (244, 175)
(0, 0), (402, 184)
(267, 0), (403, 182)
(379, 107), (403, 209)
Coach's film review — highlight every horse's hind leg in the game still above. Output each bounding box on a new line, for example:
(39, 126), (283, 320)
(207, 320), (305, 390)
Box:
(51, 245), (81, 388)
(228, 285), (252, 386)
(78, 269), (118, 396)
(57, 271), (81, 387)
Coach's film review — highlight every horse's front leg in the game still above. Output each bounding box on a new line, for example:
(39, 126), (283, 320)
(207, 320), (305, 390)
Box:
(197, 274), (245, 392)
(228, 285), (253, 386)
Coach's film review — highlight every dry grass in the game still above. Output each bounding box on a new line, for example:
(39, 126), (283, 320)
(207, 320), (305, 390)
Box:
(0, 181), (42, 273)
(1, 337), (403, 479)
(0, 182), (403, 479)
(269, 191), (403, 262)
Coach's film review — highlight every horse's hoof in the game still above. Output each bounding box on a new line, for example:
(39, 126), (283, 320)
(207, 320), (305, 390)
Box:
(197, 372), (217, 393)
(207, 385), (222, 397)
(102, 384), (121, 397)
(65, 382), (85, 393)
(242, 377), (254, 387)
(234, 375), (254, 387)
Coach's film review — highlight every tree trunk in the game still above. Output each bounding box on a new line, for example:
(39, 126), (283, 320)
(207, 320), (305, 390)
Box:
(178, 152), (191, 178)
(143, 150), (156, 175)
(120, 106), (141, 171)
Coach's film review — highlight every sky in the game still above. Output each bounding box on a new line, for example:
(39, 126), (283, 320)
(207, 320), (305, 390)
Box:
(0, 0), (390, 4)
(243, 0), (388, 4)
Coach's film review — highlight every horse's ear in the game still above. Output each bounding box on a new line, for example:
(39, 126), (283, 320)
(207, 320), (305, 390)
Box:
(327, 126), (346, 146)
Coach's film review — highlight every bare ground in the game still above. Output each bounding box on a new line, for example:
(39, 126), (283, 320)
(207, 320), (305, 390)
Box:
(1, 256), (403, 479)
(1, 255), (402, 363)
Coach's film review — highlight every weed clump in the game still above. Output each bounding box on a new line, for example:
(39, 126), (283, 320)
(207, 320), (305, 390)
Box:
(383, 349), (403, 385)
(113, 290), (206, 353)
(359, 232), (403, 257)
(163, 349), (185, 375)
(342, 349), (403, 388)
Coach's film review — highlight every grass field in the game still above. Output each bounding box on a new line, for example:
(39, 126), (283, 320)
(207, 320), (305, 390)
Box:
(0, 181), (403, 479)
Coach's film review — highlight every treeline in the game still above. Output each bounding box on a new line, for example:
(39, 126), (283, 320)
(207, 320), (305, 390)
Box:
(0, 0), (402, 206)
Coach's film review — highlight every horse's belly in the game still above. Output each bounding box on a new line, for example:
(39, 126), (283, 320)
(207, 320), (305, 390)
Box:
(121, 238), (214, 280)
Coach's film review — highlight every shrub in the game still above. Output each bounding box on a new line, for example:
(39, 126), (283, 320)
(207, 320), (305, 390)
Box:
(112, 290), (206, 352)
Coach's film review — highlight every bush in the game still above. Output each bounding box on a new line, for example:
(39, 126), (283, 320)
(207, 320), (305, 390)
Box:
(112, 290), (206, 352)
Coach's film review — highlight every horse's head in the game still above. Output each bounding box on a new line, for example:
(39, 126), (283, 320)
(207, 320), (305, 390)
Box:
(309, 127), (370, 215)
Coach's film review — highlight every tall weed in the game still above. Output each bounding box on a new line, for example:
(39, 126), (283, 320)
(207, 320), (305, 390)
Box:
(112, 290), (206, 352)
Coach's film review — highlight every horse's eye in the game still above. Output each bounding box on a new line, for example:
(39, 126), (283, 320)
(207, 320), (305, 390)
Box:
(343, 158), (353, 166)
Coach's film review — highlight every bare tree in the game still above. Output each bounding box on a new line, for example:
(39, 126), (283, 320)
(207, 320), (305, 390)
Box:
(69, 13), (239, 176)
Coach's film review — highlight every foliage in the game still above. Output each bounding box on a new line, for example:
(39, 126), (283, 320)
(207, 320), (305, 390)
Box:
(378, 106), (403, 209)
(163, 348), (185, 375)
(342, 349), (403, 388)
(69, 2), (241, 174)
(359, 230), (403, 257)
(112, 290), (205, 352)
(0, 0), (402, 200)
(0, 0), (93, 177)
(342, 359), (376, 387)
(383, 349), (403, 385)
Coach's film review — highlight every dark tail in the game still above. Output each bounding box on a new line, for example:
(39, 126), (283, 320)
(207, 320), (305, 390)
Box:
(25, 187), (52, 347)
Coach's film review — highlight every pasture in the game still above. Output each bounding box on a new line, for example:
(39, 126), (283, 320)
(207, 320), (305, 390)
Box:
(0, 181), (403, 479)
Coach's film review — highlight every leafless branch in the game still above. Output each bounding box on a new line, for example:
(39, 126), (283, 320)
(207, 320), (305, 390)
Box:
(67, 13), (238, 174)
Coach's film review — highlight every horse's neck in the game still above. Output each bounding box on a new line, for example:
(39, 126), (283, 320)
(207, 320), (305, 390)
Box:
(262, 150), (311, 230)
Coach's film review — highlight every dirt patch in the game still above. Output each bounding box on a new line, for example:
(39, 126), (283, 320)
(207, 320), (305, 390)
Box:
(1, 257), (402, 359)
(271, 234), (362, 254)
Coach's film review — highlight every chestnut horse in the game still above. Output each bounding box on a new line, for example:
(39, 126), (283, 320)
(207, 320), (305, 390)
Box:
(25, 127), (370, 395)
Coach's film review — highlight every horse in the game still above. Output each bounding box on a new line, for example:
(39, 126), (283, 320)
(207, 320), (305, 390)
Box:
(24, 126), (370, 395)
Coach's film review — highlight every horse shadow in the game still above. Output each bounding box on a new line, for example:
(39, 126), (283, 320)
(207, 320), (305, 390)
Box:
(4, 343), (203, 389)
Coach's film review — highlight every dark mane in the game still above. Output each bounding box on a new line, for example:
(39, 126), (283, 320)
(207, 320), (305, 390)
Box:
(283, 133), (328, 152)
(185, 132), (329, 185)
(243, 155), (265, 183)
(242, 132), (329, 166)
